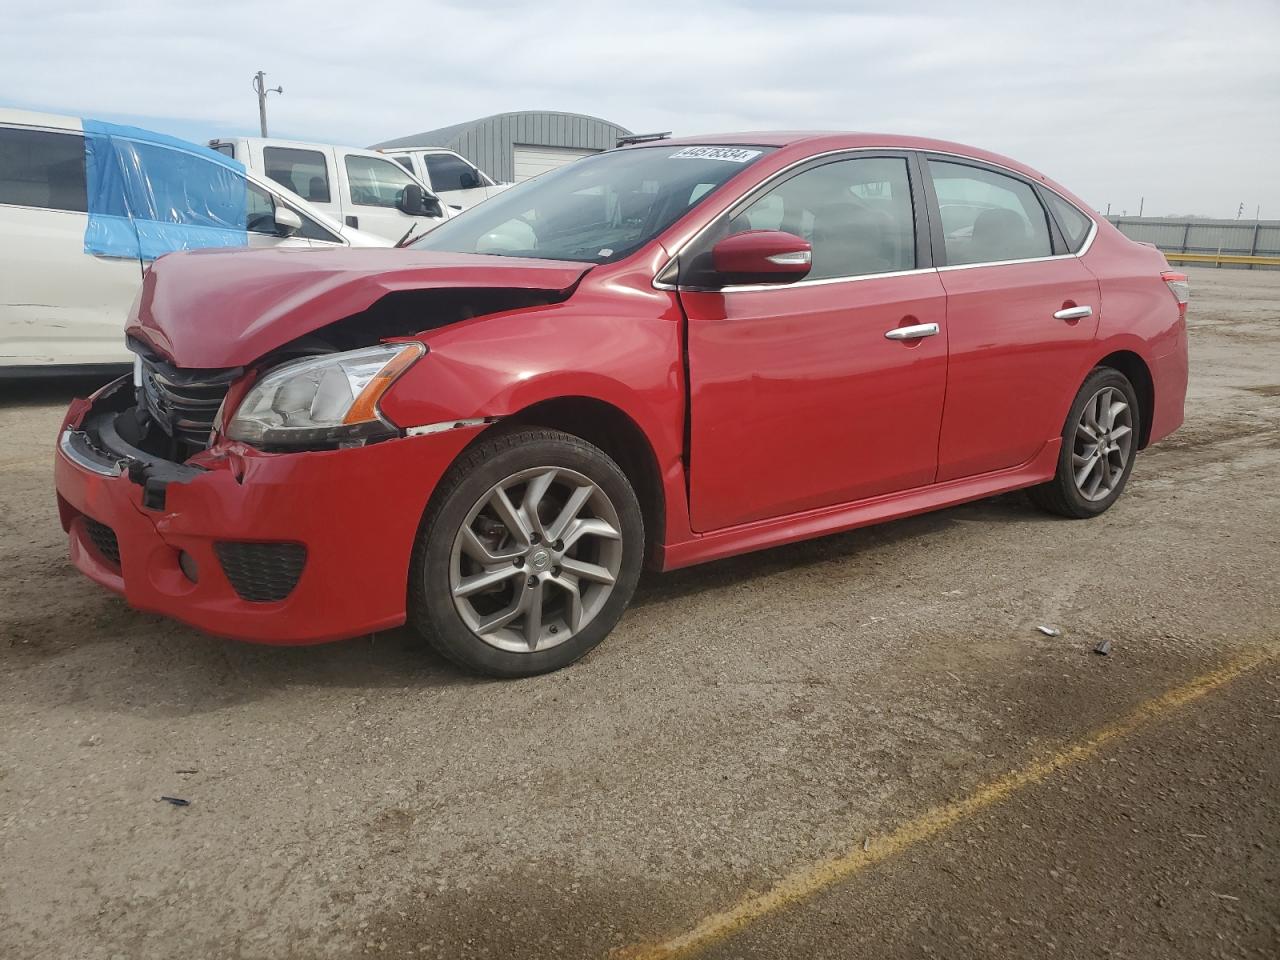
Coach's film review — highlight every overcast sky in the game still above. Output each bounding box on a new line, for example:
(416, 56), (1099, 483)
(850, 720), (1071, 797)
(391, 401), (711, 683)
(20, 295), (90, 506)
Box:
(3, 0), (1277, 218)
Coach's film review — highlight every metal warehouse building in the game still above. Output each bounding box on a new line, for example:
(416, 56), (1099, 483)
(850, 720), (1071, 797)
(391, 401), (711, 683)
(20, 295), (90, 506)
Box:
(370, 110), (632, 184)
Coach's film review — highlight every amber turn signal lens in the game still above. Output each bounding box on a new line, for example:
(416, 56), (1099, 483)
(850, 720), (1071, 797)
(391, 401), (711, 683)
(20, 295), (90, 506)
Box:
(342, 343), (425, 425)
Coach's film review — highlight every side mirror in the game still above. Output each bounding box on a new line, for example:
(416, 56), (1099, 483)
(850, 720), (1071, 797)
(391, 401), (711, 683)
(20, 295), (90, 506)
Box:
(459, 170), (481, 190)
(398, 183), (443, 218)
(710, 230), (812, 285)
(273, 205), (302, 237)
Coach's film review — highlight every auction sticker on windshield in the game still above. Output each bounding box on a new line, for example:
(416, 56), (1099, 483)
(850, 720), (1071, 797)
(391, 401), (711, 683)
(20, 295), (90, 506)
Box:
(669, 146), (762, 163)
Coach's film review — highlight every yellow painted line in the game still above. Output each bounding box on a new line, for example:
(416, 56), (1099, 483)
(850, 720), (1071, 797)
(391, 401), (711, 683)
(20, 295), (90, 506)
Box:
(617, 647), (1276, 960)
(1161, 251), (1280, 266)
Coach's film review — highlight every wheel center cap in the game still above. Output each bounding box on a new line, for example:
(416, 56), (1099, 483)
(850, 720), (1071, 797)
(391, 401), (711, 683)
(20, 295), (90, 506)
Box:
(530, 550), (551, 570)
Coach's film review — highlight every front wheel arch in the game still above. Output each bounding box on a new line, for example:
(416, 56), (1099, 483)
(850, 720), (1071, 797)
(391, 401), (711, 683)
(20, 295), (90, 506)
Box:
(496, 396), (666, 568)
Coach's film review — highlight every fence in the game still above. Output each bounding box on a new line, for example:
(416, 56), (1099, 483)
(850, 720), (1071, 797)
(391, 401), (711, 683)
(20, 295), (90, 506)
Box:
(1107, 217), (1280, 270)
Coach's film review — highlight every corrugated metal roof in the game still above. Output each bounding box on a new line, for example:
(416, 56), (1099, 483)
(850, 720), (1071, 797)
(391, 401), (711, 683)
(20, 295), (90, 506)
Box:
(369, 110), (632, 183)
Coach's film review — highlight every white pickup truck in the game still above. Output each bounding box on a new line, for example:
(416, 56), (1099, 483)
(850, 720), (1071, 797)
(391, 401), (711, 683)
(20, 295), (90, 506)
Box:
(374, 147), (510, 211)
(208, 137), (450, 244)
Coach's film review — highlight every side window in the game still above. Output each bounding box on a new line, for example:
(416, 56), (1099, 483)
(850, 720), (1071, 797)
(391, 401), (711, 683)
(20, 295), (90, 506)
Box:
(293, 207), (343, 244)
(245, 182), (277, 234)
(294, 213), (343, 245)
(730, 156), (916, 280)
(1044, 191), (1093, 252)
(928, 160), (1052, 265)
(0, 127), (87, 212)
(393, 156), (414, 173)
(263, 147), (330, 203)
(248, 182), (343, 243)
(424, 153), (481, 193)
(211, 142), (236, 159)
(345, 154), (417, 208)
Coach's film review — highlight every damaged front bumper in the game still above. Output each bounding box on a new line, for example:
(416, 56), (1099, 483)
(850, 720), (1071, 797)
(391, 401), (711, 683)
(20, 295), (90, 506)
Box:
(54, 375), (482, 645)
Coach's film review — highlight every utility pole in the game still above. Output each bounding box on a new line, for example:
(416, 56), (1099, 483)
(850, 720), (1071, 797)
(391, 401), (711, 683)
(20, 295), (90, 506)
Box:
(252, 71), (283, 137)
(1138, 196), (1144, 217)
(1236, 202), (1245, 220)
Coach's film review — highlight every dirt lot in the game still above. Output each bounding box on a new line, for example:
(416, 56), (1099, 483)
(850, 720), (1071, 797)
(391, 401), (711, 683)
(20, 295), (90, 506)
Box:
(1, 267), (1277, 959)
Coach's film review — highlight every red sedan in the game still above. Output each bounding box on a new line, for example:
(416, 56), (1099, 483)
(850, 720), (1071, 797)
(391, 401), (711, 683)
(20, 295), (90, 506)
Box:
(54, 133), (1189, 676)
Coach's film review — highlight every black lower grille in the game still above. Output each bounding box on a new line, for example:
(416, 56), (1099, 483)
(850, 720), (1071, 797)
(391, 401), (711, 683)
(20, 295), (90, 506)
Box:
(83, 517), (121, 568)
(214, 542), (307, 603)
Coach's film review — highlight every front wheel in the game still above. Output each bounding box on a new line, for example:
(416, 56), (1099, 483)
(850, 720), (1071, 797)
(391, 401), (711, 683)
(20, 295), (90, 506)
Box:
(1029, 367), (1140, 519)
(409, 427), (644, 677)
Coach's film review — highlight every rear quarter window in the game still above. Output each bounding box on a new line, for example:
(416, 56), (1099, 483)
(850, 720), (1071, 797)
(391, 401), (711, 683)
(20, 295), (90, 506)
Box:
(0, 127), (87, 212)
(1044, 191), (1094, 252)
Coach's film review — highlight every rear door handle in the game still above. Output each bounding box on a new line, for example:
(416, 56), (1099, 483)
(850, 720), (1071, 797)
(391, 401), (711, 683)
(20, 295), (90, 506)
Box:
(1053, 305), (1093, 321)
(884, 322), (940, 341)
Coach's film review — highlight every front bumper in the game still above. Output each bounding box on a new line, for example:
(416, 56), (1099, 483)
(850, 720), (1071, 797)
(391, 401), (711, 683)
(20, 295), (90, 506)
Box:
(54, 376), (481, 645)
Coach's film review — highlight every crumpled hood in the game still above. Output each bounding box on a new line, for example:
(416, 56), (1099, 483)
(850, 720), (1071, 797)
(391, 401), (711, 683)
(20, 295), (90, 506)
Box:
(127, 247), (592, 368)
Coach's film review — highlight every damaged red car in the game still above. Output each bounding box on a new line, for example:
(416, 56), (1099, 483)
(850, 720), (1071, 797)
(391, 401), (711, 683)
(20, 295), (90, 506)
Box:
(54, 133), (1189, 676)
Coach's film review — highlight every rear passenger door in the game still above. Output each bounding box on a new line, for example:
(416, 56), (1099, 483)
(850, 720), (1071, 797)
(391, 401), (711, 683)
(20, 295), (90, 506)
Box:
(0, 124), (142, 367)
(261, 145), (340, 223)
(924, 157), (1101, 481)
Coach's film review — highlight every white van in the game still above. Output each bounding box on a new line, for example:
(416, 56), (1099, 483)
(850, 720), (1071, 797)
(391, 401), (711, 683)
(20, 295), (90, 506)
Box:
(0, 108), (388, 374)
(209, 137), (449, 244)
(375, 147), (510, 211)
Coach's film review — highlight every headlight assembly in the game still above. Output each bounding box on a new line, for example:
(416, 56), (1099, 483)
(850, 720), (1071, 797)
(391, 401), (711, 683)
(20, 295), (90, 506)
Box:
(224, 342), (424, 448)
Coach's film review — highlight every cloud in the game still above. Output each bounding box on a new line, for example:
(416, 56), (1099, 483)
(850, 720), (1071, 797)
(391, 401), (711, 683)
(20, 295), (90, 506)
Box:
(2, 0), (1277, 216)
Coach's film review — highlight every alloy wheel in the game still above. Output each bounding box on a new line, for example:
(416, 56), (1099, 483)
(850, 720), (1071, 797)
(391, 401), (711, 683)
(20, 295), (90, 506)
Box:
(448, 466), (623, 653)
(1072, 385), (1134, 501)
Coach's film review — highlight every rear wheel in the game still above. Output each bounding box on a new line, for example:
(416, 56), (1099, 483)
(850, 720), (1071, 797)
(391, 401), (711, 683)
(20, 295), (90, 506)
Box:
(1029, 367), (1140, 519)
(409, 427), (644, 677)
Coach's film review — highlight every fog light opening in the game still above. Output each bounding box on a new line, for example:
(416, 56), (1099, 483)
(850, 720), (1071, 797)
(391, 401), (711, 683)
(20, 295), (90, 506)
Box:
(178, 551), (199, 584)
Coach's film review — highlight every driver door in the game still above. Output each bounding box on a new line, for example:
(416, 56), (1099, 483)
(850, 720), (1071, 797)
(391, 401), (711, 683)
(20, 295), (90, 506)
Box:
(681, 153), (948, 532)
(339, 151), (438, 243)
(424, 152), (493, 210)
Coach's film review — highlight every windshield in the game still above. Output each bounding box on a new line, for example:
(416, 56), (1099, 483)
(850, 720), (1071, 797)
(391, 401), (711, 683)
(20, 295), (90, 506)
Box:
(409, 144), (774, 263)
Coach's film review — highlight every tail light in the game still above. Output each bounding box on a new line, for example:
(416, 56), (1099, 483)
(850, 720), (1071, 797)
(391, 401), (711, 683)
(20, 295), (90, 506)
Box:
(1162, 271), (1190, 320)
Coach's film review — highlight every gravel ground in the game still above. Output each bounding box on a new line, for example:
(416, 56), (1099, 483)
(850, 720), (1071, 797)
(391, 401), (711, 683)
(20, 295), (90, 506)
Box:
(1, 266), (1277, 959)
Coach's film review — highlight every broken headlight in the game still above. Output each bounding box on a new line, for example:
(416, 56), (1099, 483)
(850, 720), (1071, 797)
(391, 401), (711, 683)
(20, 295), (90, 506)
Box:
(224, 343), (424, 447)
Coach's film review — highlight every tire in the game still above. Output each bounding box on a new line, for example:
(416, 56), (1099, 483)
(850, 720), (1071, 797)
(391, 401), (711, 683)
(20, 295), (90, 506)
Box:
(408, 426), (644, 677)
(1029, 367), (1141, 519)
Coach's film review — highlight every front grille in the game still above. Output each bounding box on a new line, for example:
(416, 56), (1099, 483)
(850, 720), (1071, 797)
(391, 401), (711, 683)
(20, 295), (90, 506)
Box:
(139, 360), (232, 451)
(214, 542), (307, 603)
(83, 517), (121, 568)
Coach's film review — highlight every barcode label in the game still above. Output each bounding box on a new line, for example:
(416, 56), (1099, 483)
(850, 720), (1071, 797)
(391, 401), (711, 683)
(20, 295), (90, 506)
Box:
(669, 146), (762, 163)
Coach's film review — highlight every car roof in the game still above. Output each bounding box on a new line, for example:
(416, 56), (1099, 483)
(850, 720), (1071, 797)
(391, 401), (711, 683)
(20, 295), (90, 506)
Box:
(214, 135), (387, 158)
(0, 106), (82, 132)
(634, 131), (1049, 183)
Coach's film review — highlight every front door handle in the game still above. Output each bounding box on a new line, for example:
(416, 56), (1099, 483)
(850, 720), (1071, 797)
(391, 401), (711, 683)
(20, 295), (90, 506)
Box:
(1053, 305), (1093, 321)
(884, 322), (940, 341)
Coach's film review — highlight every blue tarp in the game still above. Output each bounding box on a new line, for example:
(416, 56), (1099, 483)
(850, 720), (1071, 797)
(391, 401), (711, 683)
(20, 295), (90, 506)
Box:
(82, 120), (249, 260)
